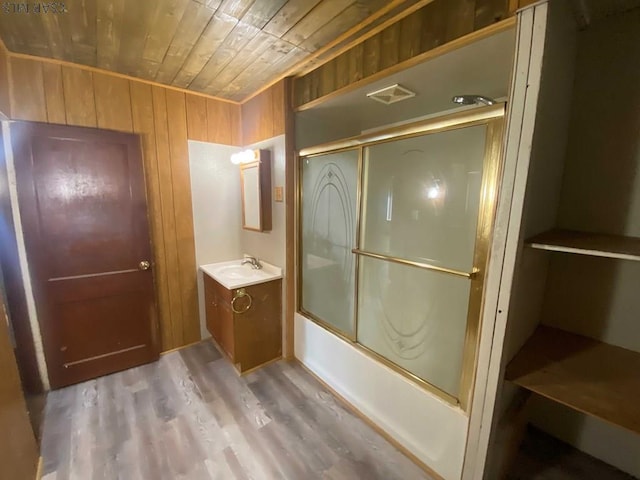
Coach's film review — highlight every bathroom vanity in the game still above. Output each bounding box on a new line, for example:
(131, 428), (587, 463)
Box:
(200, 260), (282, 373)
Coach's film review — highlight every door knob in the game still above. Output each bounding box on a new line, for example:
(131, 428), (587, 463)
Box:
(139, 260), (151, 270)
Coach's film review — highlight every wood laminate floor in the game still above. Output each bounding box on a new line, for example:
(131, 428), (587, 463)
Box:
(40, 341), (432, 480)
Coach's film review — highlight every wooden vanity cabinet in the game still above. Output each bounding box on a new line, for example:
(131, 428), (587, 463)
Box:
(204, 274), (282, 373)
(204, 274), (234, 359)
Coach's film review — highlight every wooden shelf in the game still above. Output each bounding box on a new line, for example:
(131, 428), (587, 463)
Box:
(526, 229), (640, 261)
(505, 326), (640, 435)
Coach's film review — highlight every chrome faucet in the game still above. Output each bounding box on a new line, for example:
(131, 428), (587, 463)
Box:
(241, 256), (262, 270)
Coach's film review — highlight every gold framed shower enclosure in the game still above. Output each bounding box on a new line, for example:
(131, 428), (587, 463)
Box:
(297, 104), (506, 411)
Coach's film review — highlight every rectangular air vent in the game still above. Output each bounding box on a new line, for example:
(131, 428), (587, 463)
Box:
(366, 84), (416, 105)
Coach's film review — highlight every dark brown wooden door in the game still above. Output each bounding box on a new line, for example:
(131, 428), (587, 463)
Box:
(11, 122), (159, 389)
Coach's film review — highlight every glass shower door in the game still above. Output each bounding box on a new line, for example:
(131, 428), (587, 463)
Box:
(300, 149), (359, 337)
(356, 125), (490, 398)
(297, 105), (505, 407)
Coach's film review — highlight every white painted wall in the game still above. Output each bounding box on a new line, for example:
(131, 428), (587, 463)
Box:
(188, 140), (242, 339)
(295, 313), (468, 480)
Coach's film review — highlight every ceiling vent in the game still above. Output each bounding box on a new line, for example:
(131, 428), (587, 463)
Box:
(366, 84), (416, 105)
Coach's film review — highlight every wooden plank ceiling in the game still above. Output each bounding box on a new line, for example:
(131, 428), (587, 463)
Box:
(0, 0), (403, 101)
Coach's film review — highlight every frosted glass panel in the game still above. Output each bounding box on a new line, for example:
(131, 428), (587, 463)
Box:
(301, 150), (358, 336)
(357, 256), (471, 396)
(361, 126), (487, 272)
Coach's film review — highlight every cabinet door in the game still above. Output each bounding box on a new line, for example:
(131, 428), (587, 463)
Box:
(204, 274), (221, 342)
(215, 281), (235, 360)
(235, 279), (282, 371)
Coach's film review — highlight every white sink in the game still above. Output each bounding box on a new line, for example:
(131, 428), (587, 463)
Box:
(200, 258), (282, 290)
(216, 265), (257, 279)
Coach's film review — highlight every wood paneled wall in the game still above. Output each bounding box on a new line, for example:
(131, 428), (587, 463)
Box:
(6, 55), (242, 353)
(241, 81), (286, 145)
(293, 0), (512, 108)
(516, 0), (539, 8)
(0, 297), (39, 480)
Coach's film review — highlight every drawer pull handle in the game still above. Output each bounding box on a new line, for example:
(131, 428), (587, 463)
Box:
(231, 288), (252, 314)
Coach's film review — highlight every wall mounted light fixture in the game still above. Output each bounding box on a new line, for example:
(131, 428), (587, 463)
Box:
(230, 149), (257, 165)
